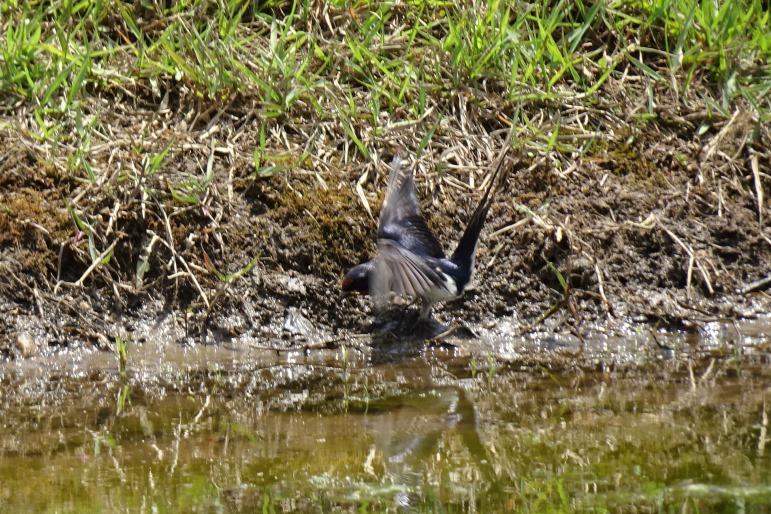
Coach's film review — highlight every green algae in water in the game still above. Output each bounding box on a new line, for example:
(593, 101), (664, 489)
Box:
(1, 367), (770, 513)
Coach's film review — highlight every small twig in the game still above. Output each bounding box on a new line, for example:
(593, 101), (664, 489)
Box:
(594, 263), (610, 309)
(740, 274), (771, 295)
(355, 166), (374, 220)
(443, 174), (476, 191)
(22, 219), (50, 235)
(135, 233), (160, 289)
(701, 109), (741, 163)
(649, 329), (673, 351)
(489, 217), (529, 238)
(155, 236), (210, 308)
(56, 242), (66, 284)
(105, 199), (121, 236)
(688, 360), (696, 392)
(382, 105), (435, 132)
(699, 358), (715, 385)
(183, 395), (211, 437)
(54, 240), (117, 294)
(658, 220), (714, 295)
(686, 253), (695, 298)
(520, 302), (562, 336)
(751, 154), (764, 225)
(759, 401), (768, 458)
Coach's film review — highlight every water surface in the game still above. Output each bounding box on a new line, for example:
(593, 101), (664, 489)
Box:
(1, 319), (770, 512)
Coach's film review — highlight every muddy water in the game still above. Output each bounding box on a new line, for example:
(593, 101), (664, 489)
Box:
(1, 319), (770, 513)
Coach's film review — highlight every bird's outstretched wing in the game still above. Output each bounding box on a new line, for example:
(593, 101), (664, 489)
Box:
(377, 155), (444, 258)
(371, 240), (454, 302)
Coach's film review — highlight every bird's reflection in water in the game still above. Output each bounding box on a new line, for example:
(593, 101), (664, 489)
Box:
(362, 386), (497, 510)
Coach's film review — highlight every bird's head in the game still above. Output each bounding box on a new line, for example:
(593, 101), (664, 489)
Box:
(341, 262), (373, 294)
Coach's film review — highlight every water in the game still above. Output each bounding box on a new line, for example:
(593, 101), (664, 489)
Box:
(1, 319), (770, 513)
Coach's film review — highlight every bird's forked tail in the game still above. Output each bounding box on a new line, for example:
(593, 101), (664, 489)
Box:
(450, 123), (516, 269)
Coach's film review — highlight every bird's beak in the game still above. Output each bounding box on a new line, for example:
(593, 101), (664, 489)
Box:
(341, 276), (353, 291)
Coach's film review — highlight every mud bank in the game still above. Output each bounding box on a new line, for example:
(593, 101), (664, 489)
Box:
(2, 120), (769, 360)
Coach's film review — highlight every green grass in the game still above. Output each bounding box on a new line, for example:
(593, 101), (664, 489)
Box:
(2, 1), (768, 128)
(2, 0), (767, 195)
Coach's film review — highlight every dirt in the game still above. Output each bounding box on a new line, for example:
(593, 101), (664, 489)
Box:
(1, 85), (770, 361)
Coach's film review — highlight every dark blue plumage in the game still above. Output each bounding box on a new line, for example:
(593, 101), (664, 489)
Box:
(342, 131), (512, 318)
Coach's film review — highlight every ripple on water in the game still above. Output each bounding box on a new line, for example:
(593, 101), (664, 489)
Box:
(0, 318), (770, 511)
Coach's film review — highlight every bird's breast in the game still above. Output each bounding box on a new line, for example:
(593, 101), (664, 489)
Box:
(423, 269), (459, 303)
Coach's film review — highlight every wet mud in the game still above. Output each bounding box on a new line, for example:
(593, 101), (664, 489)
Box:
(1, 126), (769, 360)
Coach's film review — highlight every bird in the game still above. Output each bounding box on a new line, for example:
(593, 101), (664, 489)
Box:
(341, 126), (514, 320)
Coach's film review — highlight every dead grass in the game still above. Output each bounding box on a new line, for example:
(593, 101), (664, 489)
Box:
(0, 0), (769, 349)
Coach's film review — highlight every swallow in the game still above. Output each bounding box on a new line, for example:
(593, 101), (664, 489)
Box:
(342, 127), (513, 319)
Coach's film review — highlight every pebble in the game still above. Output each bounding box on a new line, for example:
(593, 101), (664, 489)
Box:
(276, 274), (307, 295)
(283, 307), (315, 337)
(15, 331), (39, 358)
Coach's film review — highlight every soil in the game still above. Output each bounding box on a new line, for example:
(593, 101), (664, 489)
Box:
(1, 82), (770, 361)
